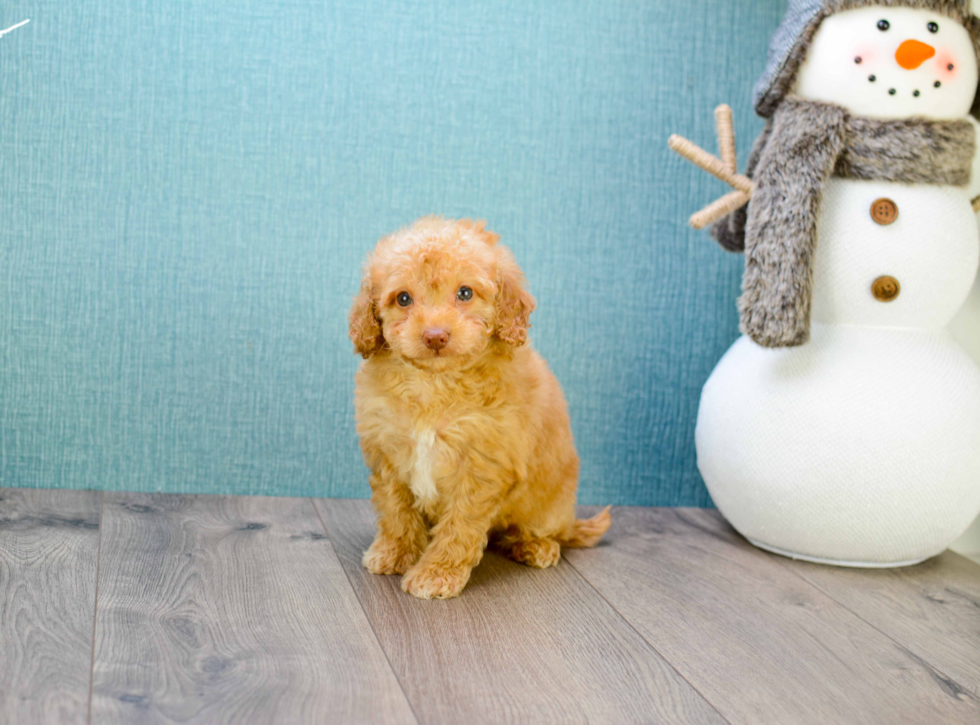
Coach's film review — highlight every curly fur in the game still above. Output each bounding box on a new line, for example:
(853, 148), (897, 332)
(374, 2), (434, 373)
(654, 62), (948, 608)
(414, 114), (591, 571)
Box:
(349, 217), (611, 600)
(349, 276), (385, 358)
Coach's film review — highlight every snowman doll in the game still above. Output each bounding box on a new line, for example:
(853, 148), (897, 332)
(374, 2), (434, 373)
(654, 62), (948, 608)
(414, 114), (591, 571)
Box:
(671, 0), (980, 566)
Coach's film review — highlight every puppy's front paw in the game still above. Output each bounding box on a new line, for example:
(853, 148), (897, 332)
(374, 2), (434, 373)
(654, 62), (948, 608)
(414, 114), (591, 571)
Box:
(509, 537), (561, 569)
(362, 536), (421, 576)
(401, 564), (470, 600)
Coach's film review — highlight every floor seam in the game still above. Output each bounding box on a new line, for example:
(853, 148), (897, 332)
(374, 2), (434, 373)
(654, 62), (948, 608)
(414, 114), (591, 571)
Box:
(309, 497), (421, 725)
(562, 552), (733, 725)
(771, 556), (980, 702)
(688, 509), (980, 703)
(86, 490), (106, 725)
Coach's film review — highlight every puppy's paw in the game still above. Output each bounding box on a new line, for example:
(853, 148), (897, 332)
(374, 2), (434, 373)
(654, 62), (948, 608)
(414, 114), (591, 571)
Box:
(401, 564), (470, 600)
(362, 537), (421, 576)
(509, 537), (561, 569)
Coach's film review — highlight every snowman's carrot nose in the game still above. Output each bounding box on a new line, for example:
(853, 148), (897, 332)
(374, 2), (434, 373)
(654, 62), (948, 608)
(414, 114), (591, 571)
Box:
(895, 39), (936, 69)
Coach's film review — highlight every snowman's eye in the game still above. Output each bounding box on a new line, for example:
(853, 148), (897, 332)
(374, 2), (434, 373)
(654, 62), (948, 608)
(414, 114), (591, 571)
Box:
(877, 19), (890, 31)
(928, 22), (939, 33)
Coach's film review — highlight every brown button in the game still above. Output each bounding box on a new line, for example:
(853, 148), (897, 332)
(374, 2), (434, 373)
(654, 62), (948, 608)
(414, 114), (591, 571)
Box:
(871, 198), (898, 225)
(872, 275), (901, 302)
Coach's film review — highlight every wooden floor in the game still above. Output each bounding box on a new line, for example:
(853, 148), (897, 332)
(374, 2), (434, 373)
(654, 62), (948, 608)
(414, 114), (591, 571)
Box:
(1, 490), (978, 724)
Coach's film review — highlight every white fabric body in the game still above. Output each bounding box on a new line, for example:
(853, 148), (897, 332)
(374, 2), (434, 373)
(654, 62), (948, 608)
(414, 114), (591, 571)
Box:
(951, 115), (980, 361)
(697, 325), (980, 564)
(952, 272), (980, 359)
(794, 7), (979, 119)
(951, 117), (980, 553)
(811, 179), (980, 327)
(698, 6), (980, 565)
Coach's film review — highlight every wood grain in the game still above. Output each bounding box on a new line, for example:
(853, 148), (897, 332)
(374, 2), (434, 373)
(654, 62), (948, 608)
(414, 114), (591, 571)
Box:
(91, 493), (416, 724)
(564, 506), (980, 725)
(777, 551), (980, 697)
(0, 488), (101, 725)
(314, 498), (724, 725)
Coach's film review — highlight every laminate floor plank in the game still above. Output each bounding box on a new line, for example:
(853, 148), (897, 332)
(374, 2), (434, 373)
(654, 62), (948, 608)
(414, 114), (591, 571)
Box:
(564, 506), (980, 725)
(775, 550), (980, 697)
(91, 493), (416, 725)
(314, 498), (725, 725)
(0, 488), (102, 725)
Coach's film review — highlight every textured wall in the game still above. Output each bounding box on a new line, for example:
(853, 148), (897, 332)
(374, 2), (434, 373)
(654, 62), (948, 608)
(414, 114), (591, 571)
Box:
(0, 0), (783, 504)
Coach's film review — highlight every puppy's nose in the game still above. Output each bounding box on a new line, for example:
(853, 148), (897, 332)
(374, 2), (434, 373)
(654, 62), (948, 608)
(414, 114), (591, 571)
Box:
(895, 39), (935, 69)
(423, 328), (450, 351)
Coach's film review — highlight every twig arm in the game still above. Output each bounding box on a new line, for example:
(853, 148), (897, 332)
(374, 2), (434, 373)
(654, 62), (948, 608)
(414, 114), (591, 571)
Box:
(689, 190), (750, 230)
(715, 104), (737, 174)
(668, 135), (753, 195)
(669, 104), (754, 231)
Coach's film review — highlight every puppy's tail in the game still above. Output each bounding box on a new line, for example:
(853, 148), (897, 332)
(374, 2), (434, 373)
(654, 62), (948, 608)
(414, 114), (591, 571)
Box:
(558, 506), (612, 548)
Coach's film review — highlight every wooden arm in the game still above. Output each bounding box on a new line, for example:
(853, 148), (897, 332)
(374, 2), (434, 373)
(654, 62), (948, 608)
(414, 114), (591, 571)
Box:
(669, 104), (754, 230)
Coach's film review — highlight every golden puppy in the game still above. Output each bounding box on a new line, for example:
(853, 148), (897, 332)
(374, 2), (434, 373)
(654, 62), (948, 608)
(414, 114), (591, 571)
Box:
(349, 217), (610, 599)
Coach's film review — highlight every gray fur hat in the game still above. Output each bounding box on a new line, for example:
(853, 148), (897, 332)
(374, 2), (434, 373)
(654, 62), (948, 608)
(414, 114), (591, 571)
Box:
(754, 0), (980, 118)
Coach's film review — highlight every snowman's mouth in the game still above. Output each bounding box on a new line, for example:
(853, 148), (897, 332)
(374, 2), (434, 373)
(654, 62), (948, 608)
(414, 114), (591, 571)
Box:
(866, 73), (942, 98)
(856, 55), (946, 99)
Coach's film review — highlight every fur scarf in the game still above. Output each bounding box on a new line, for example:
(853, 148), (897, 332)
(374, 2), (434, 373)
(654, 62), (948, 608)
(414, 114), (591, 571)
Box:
(712, 96), (974, 347)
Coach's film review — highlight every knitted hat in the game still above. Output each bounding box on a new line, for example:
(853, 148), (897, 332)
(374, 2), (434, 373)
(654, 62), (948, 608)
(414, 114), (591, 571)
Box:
(753, 0), (980, 117)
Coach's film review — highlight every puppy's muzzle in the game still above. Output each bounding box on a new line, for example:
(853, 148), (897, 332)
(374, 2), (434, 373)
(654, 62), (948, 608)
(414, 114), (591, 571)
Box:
(423, 328), (450, 352)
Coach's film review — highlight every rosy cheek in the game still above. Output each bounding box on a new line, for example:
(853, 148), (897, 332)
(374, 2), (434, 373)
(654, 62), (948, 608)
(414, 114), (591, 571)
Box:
(936, 51), (960, 77)
(852, 44), (880, 67)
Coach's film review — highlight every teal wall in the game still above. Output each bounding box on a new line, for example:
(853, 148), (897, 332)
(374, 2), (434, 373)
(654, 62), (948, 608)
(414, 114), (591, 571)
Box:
(0, 1), (782, 504)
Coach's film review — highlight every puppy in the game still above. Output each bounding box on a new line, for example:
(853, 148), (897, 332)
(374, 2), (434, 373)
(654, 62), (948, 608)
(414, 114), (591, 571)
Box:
(349, 217), (610, 599)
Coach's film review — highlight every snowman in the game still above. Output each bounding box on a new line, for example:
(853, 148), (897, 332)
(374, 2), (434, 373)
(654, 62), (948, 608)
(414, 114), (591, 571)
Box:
(672, 0), (980, 566)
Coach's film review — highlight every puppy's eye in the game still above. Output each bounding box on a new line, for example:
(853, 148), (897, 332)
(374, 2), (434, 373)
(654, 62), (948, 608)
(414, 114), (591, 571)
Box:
(927, 22), (939, 33)
(396, 292), (412, 307)
(877, 19), (889, 31)
(457, 286), (474, 302)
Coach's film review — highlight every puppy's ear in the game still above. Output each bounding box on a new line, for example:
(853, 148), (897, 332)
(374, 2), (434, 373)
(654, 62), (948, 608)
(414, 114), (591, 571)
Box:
(494, 248), (536, 347)
(349, 269), (384, 359)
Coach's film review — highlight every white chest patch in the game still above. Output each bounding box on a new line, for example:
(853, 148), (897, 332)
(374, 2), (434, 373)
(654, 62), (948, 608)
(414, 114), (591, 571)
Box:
(409, 428), (438, 505)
